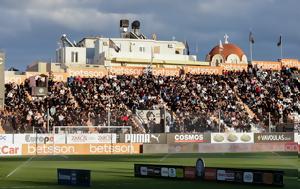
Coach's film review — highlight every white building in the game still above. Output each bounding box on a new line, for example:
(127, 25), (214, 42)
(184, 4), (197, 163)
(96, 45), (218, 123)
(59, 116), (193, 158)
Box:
(53, 19), (206, 70)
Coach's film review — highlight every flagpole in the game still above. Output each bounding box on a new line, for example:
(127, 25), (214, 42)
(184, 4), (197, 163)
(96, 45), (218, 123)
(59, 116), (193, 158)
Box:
(280, 37), (283, 60)
(250, 41), (253, 63)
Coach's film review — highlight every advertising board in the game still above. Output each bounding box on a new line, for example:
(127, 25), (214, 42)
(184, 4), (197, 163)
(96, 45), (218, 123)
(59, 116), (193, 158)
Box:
(0, 144), (22, 156)
(57, 169), (91, 187)
(13, 134), (65, 144)
(0, 134), (13, 144)
(134, 164), (184, 179)
(22, 143), (141, 155)
(204, 167), (284, 186)
(254, 132), (294, 143)
(211, 133), (254, 143)
(66, 133), (117, 144)
(167, 133), (210, 143)
(120, 133), (166, 144)
(168, 143), (198, 153)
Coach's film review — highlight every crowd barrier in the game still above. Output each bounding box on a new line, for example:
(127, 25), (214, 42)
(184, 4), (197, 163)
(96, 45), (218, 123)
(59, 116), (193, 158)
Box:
(0, 132), (299, 156)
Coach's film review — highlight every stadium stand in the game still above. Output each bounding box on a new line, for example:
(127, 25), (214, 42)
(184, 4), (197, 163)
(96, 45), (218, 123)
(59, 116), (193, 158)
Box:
(0, 65), (299, 133)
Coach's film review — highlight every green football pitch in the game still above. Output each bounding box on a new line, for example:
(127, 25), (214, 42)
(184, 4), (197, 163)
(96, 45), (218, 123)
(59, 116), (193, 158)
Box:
(0, 152), (299, 189)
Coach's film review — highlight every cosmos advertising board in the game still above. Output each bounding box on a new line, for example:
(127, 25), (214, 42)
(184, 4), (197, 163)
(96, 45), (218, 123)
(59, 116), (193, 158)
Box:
(66, 133), (117, 144)
(22, 143), (141, 155)
(13, 134), (65, 144)
(211, 133), (254, 143)
(167, 133), (210, 143)
(120, 133), (166, 144)
(0, 144), (22, 156)
(254, 132), (294, 143)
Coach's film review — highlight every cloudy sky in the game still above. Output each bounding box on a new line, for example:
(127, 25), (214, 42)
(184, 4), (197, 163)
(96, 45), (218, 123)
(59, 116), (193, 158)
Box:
(0, 0), (299, 70)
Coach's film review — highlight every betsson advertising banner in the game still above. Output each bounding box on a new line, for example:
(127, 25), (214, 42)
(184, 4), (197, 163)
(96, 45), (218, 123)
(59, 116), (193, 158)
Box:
(21, 143), (141, 155)
(211, 133), (254, 143)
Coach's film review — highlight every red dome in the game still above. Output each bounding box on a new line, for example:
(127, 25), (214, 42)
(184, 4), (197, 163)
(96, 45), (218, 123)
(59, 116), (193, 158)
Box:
(207, 43), (245, 61)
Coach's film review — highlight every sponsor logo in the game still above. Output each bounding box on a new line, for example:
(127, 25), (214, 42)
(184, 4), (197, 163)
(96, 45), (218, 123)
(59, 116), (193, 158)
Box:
(235, 171), (243, 183)
(25, 134), (54, 144)
(140, 167), (147, 176)
(168, 168), (176, 178)
(70, 135), (88, 143)
(253, 172), (263, 184)
(68, 134), (116, 144)
(161, 167), (169, 177)
(217, 170), (226, 181)
(212, 133), (253, 143)
(0, 135), (7, 140)
(59, 173), (71, 180)
(176, 168), (184, 178)
(243, 172), (254, 183)
(22, 143), (140, 155)
(124, 134), (161, 143)
(0, 145), (20, 155)
(204, 168), (217, 181)
(217, 170), (234, 181)
(154, 168), (161, 176)
(147, 167), (154, 176)
(174, 134), (204, 143)
(262, 173), (273, 185)
(284, 143), (298, 152)
(255, 133), (294, 142)
(184, 167), (196, 179)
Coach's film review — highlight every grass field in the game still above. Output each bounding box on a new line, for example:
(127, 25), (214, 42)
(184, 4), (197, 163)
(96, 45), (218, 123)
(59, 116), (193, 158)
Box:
(0, 152), (299, 189)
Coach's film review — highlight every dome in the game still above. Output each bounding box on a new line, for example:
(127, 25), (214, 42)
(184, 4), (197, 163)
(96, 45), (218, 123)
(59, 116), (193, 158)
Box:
(208, 43), (245, 60)
(206, 42), (247, 65)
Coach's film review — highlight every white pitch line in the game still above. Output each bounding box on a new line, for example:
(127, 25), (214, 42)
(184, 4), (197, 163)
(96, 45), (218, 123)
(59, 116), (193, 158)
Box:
(6, 156), (35, 178)
(0, 186), (49, 189)
(159, 153), (171, 162)
(271, 151), (298, 168)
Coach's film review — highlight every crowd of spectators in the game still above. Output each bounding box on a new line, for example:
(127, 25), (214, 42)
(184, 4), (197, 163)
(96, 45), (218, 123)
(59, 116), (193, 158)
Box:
(226, 66), (300, 132)
(1, 66), (299, 133)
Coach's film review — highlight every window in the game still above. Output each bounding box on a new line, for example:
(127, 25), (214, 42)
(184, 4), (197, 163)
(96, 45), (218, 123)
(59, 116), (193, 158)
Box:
(71, 52), (75, 62)
(75, 52), (78, 62)
(139, 46), (145, 53)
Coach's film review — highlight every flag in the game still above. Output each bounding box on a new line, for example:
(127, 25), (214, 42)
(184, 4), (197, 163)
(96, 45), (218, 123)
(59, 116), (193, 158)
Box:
(277, 35), (282, 47)
(184, 40), (190, 55)
(249, 32), (254, 44)
(109, 39), (120, 52)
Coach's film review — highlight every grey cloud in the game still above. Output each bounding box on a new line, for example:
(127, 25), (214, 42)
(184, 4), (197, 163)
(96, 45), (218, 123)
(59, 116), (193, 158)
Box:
(0, 0), (299, 69)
